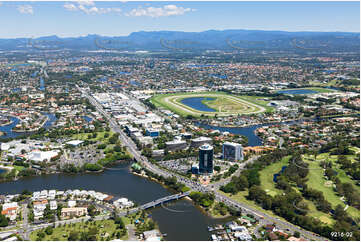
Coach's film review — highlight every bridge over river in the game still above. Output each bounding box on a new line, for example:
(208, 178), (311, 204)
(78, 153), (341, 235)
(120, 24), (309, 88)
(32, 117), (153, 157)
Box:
(118, 191), (191, 216)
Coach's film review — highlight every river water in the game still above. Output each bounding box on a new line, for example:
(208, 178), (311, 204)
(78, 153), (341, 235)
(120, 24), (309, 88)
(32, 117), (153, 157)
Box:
(0, 117), (312, 239)
(0, 162), (230, 240)
(0, 113), (56, 139)
(195, 119), (306, 147)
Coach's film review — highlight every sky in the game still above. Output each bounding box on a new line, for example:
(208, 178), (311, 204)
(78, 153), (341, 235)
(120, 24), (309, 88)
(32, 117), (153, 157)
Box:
(0, 1), (359, 38)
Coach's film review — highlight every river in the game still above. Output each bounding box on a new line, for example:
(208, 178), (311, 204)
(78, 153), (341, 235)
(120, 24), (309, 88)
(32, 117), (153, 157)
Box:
(0, 162), (230, 240)
(0, 117), (326, 239)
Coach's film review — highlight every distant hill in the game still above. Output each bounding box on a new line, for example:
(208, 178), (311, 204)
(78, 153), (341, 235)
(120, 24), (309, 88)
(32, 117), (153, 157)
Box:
(0, 29), (359, 52)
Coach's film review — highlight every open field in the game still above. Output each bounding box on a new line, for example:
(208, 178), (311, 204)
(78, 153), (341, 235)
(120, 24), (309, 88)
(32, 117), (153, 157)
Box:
(30, 219), (128, 241)
(258, 156), (335, 225)
(303, 153), (360, 220)
(303, 200), (334, 225)
(72, 131), (115, 142)
(219, 190), (291, 224)
(259, 156), (290, 197)
(151, 92), (271, 117)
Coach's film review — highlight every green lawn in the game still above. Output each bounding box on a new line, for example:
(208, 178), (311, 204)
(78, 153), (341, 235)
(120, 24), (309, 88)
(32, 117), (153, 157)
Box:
(72, 131), (114, 142)
(13, 166), (25, 172)
(259, 156), (290, 197)
(219, 190), (292, 225)
(303, 200), (334, 225)
(303, 153), (360, 220)
(237, 95), (274, 113)
(151, 92), (273, 117)
(30, 219), (128, 241)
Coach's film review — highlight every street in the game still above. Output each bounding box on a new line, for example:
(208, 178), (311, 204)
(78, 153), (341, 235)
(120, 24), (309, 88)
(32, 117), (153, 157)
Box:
(79, 86), (327, 241)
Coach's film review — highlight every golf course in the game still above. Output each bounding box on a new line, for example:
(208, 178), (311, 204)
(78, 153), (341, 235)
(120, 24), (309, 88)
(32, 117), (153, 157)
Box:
(150, 92), (271, 117)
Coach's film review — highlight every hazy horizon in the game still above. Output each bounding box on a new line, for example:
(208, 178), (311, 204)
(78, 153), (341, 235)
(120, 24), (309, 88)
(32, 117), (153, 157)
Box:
(0, 1), (359, 38)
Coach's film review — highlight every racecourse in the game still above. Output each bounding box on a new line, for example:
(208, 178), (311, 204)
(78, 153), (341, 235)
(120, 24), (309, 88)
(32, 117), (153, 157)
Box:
(151, 92), (267, 117)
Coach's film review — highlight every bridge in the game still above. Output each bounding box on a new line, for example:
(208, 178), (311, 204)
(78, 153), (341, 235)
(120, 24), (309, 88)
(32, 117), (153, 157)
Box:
(119, 192), (191, 216)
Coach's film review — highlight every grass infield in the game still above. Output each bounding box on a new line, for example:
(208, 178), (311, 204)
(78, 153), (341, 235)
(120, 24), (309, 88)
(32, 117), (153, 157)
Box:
(151, 92), (272, 117)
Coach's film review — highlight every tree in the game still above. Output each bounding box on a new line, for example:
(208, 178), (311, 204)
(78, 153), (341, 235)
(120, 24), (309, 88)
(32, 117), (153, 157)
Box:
(37, 231), (45, 239)
(45, 226), (53, 235)
(214, 166), (221, 172)
(88, 205), (98, 217)
(0, 214), (8, 227)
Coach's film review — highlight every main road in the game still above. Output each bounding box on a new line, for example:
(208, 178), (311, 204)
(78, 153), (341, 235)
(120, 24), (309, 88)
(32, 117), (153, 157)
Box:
(79, 87), (327, 241)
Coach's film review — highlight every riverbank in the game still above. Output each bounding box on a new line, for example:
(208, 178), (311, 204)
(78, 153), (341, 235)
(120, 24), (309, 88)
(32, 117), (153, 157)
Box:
(0, 165), (13, 171)
(0, 120), (13, 127)
(131, 168), (234, 220)
(12, 115), (49, 133)
(0, 162), (231, 241)
(0, 160), (132, 183)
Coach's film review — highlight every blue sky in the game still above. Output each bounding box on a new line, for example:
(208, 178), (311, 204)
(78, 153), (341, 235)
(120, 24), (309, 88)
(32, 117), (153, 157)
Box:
(0, 1), (359, 38)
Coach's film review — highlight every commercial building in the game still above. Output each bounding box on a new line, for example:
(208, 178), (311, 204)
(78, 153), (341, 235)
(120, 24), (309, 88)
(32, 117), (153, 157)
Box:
(222, 142), (244, 161)
(61, 207), (88, 218)
(145, 128), (160, 137)
(191, 163), (199, 174)
(165, 140), (187, 151)
(199, 144), (213, 174)
(191, 136), (213, 148)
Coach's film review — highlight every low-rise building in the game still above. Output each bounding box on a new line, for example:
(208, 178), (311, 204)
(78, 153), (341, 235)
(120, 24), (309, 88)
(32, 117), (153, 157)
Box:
(165, 140), (187, 151)
(49, 200), (57, 210)
(61, 207), (88, 218)
(190, 136), (213, 148)
(1, 202), (19, 221)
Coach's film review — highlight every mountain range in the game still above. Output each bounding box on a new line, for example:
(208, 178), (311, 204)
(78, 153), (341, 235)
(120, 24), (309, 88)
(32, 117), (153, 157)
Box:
(0, 29), (359, 52)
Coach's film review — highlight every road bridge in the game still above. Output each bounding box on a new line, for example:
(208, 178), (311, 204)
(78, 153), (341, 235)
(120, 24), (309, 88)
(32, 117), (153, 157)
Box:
(119, 192), (190, 216)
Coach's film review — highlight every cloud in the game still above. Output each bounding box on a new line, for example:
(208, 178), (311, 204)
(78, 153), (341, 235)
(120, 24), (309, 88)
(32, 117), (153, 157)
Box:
(17, 5), (34, 14)
(126, 5), (195, 18)
(76, 0), (95, 6)
(64, 3), (78, 11)
(64, 1), (121, 15)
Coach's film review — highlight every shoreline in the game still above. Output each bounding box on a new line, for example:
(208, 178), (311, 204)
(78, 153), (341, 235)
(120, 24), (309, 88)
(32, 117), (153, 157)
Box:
(196, 113), (359, 129)
(0, 165), (14, 171)
(12, 115), (49, 133)
(131, 170), (233, 220)
(0, 160), (131, 181)
(0, 120), (13, 127)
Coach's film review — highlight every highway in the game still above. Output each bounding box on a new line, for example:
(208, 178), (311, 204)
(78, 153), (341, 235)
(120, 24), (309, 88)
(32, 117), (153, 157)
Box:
(79, 87), (327, 241)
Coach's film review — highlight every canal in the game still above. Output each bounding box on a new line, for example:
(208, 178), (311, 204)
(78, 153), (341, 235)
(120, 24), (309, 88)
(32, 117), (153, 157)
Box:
(0, 113), (56, 139)
(195, 119), (306, 147)
(0, 162), (230, 240)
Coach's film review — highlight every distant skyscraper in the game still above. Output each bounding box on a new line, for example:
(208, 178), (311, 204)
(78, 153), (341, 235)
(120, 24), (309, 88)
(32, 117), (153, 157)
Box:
(199, 144), (213, 174)
(222, 142), (244, 161)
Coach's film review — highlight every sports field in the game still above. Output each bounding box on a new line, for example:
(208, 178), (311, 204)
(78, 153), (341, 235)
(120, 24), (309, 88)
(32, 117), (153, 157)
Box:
(151, 92), (270, 117)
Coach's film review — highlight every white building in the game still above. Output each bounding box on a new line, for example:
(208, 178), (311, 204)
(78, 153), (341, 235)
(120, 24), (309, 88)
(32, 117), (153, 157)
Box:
(68, 200), (76, 208)
(27, 150), (59, 162)
(113, 198), (134, 208)
(222, 142), (244, 161)
(49, 201), (57, 210)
